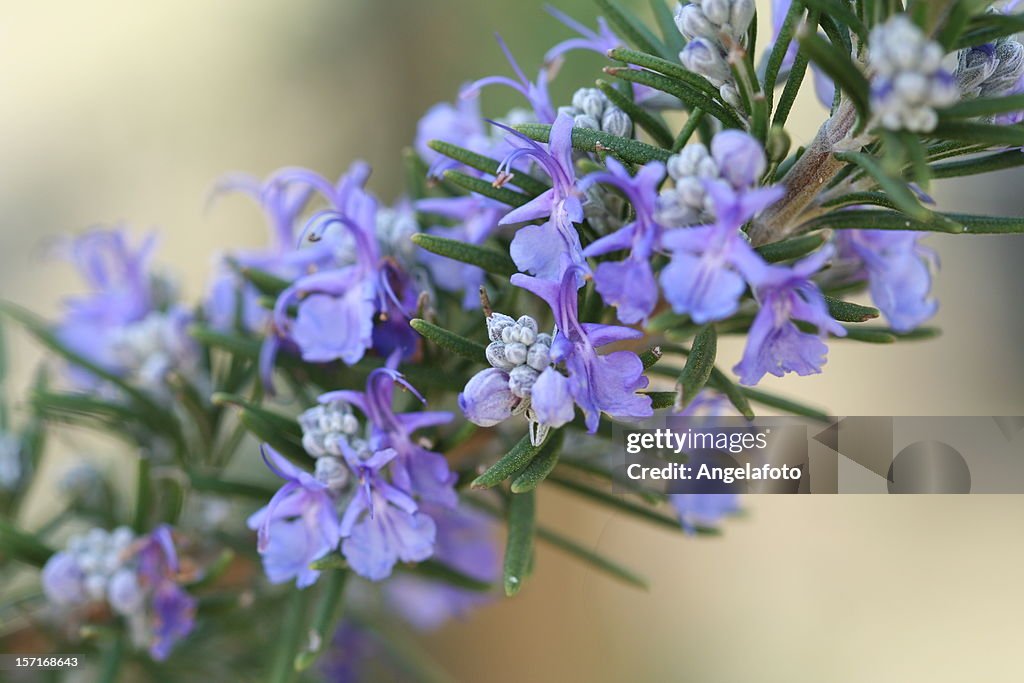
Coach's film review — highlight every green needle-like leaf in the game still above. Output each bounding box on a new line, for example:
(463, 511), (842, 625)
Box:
(797, 209), (965, 234)
(537, 524), (648, 589)
(644, 391), (677, 410)
(472, 432), (549, 490)
(931, 120), (1024, 148)
(741, 386), (829, 421)
(773, 10), (816, 128)
(940, 94), (1024, 120)
(676, 324), (717, 409)
(797, 27), (871, 125)
(442, 170), (530, 207)
(606, 48), (724, 101)
(294, 570), (347, 672)
(594, 0), (671, 60)
(834, 151), (931, 220)
(639, 346), (663, 369)
(230, 262), (291, 298)
(825, 296), (880, 322)
(410, 233), (516, 277)
(649, 0), (686, 55)
(503, 489), (536, 596)
(603, 67), (745, 129)
(763, 0), (805, 111)
(0, 519), (55, 567)
(410, 318), (487, 365)
(596, 79), (674, 148)
(402, 559), (493, 592)
(929, 150), (1024, 178)
(269, 589), (309, 683)
(426, 140), (549, 196)
(212, 392), (308, 466)
(511, 430), (565, 493)
(515, 122), (672, 164)
(802, 0), (867, 41)
(754, 233), (827, 263)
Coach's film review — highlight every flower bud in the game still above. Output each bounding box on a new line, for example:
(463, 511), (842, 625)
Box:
(602, 106), (633, 138)
(315, 456), (349, 492)
(711, 129), (767, 188)
(485, 341), (515, 370)
(572, 88), (606, 119)
(504, 342), (528, 366)
(675, 3), (713, 40)
(680, 39), (731, 86)
(573, 113), (601, 131)
(526, 342), (551, 371)
(486, 312), (516, 342)
(508, 365), (540, 398)
(459, 368), (518, 427)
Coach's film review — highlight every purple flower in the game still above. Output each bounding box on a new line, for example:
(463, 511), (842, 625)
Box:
(512, 266), (652, 432)
(462, 35), (555, 123)
(415, 95), (493, 177)
(837, 230), (938, 332)
(581, 158), (666, 324)
(544, 6), (621, 71)
(384, 503), (499, 630)
(130, 526), (197, 661)
(247, 446), (342, 588)
(496, 112), (587, 282)
(318, 621), (390, 683)
(734, 247), (847, 385)
(337, 442), (436, 581)
(319, 358), (456, 508)
(660, 179), (783, 323)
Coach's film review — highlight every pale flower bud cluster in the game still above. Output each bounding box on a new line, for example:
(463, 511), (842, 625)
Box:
(675, 0), (756, 108)
(558, 88), (633, 138)
(299, 399), (363, 491)
(868, 15), (958, 132)
(954, 36), (1024, 101)
(57, 527), (137, 607)
(485, 313), (553, 399)
(108, 309), (201, 393)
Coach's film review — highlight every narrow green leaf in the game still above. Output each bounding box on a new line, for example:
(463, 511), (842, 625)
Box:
(212, 392), (308, 466)
(537, 524), (648, 589)
(673, 109), (705, 151)
(763, 0), (805, 112)
(940, 94), (1024, 120)
(403, 559), (493, 592)
(740, 386), (829, 421)
(596, 79), (674, 148)
(503, 489), (536, 596)
(707, 367), (756, 420)
(410, 233), (516, 277)
(798, 209), (965, 234)
(604, 67), (745, 129)
(472, 432), (547, 489)
(511, 430), (565, 493)
(754, 233), (827, 263)
(426, 140), (549, 196)
(639, 346), (663, 369)
(231, 262), (291, 298)
(822, 191), (901, 210)
(514, 122), (672, 164)
(309, 554), (348, 571)
(824, 296), (880, 322)
(594, 0), (671, 59)
(403, 147), (429, 200)
(442, 170), (530, 207)
(803, 0), (867, 41)
(929, 150), (1024, 179)
(955, 12), (1024, 49)
(798, 320), (895, 342)
(544, 472), (689, 533)
(650, 0), (686, 55)
(410, 318), (487, 365)
(797, 27), (871, 124)
(185, 548), (236, 592)
(931, 120), (1024, 148)
(269, 588), (309, 683)
(834, 151), (931, 221)
(606, 47), (724, 101)
(466, 496), (649, 588)
(97, 631), (126, 683)
(0, 519), (55, 567)
(0, 302), (183, 446)
(187, 470), (276, 500)
(773, 9), (817, 128)
(676, 324), (717, 409)
(132, 457), (151, 533)
(294, 570), (347, 672)
(644, 391), (677, 410)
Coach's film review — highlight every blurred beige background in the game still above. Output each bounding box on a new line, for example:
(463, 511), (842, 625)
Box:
(2, 1), (1024, 681)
